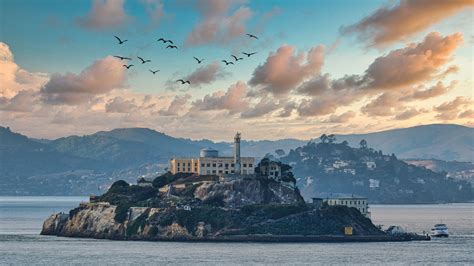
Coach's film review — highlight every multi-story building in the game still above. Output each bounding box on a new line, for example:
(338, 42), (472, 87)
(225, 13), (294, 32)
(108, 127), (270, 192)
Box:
(169, 133), (255, 176)
(324, 197), (371, 218)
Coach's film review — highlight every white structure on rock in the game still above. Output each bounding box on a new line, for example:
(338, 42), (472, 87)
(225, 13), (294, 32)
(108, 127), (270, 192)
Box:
(169, 133), (255, 176)
(324, 197), (371, 218)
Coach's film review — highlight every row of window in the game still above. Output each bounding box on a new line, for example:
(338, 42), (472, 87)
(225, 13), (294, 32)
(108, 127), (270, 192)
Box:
(331, 200), (366, 205)
(200, 163), (253, 168)
(176, 162), (198, 167)
(175, 162), (253, 168)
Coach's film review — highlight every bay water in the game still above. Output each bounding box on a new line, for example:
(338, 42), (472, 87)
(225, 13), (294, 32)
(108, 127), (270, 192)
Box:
(0, 197), (472, 265)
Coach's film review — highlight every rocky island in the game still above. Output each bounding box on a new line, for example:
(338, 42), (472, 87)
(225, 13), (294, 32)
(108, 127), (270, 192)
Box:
(41, 173), (427, 242)
(42, 133), (429, 242)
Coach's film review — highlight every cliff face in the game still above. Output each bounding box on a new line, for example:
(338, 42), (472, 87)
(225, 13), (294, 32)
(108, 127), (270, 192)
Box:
(193, 179), (303, 207)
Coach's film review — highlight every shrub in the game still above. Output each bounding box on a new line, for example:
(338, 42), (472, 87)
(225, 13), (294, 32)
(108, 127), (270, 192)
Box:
(114, 204), (130, 223)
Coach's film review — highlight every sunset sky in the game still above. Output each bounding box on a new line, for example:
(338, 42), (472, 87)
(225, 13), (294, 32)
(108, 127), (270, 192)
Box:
(0, 0), (473, 141)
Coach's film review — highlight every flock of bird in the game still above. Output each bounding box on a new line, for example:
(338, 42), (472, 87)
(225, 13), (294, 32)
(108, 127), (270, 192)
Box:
(112, 34), (259, 85)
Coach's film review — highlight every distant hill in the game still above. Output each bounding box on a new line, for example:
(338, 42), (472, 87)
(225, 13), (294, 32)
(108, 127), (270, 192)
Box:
(404, 159), (474, 185)
(280, 141), (473, 204)
(0, 124), (472, 196)
(335, 124), (473, 162)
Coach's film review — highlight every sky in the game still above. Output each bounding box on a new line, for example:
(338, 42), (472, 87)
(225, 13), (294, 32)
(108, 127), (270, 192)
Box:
(0, 0), (473, 141)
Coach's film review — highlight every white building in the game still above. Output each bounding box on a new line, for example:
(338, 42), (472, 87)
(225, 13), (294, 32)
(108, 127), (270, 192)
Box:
(324, 197), (371, 218)
(169, 133), (255, 176)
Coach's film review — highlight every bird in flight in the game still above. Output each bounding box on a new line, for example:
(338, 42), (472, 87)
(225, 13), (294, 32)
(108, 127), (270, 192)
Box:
(166, 45), (178, 49)
(158, 38), (174, 44)
(194, 57), (204, 64)
(176, 79), (190, 84)
(114, 55), (132, 61)
(221, 60), (234, 65)
(137, 56), (151, 64)
(246, 33), (258, 39)
(242, 52), (257, 57)
(123, 64), (134, 69)
(114, 36), (128, 44)
(149, 69), (160, 74)
(231, 55), (243, 61)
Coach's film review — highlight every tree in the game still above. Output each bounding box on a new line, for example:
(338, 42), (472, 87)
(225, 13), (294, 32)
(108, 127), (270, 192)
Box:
(360, 139), (368, 149)
(275, 149), (286, 157)
(319, 134), (328, 143)
(327, 134), (336, 144)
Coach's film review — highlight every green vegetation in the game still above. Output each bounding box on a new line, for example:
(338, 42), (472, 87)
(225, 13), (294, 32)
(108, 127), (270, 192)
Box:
(241, 203), (308, 219)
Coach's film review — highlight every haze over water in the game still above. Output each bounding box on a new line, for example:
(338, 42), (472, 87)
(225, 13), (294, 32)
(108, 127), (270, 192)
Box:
(0, 197), (472, 265)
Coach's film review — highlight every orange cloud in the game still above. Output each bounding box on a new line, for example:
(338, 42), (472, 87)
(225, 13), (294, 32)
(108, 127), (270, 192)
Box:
(341, 0), (473, 47)
(185, 0), (251, 46)
(249, 45), (325, 95)
(434, 96), (473, 120)
(77, 0), (131, 30)
(191, 81), (249, 114)
(0, 42), (49, 99)
(40, 56), (126, 105)
(362, 32), (463, 90)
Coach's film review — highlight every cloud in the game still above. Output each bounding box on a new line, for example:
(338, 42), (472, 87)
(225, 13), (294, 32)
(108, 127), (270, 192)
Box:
(241, 97), (281, 118)
(341, 0), (473, 48)
(249, 45), (325, 96)
(0, 90), (39, 112)
(402, 81), (456, 101)
(434, 96), (473, 120)
(77, 0), (131, 30)
(40, 56), (126, 105)
(361, 80), (456, 118)
(191, 81), (249, 114)
(159, 94), (191, 116)
(297, 90), (361, 117)
(141, 0), (165, 27)
(459, 109), (474, 119)
(0, 42), (49, 99)
(105, 96), (138, 113)
(185, 0), (252, 46)
(185, 61), (229, 87)
(324, 111), (356, 123)
(361, 32), (463, 90)
(394, 108), (427, 120)
(278, 102), (296, 118)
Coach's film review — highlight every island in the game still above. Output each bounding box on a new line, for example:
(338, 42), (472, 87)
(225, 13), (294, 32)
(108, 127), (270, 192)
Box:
(41, 133), (430, 242)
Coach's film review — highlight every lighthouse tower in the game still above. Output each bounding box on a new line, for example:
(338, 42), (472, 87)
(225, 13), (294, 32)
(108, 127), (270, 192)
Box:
(234, 132), (241, 174)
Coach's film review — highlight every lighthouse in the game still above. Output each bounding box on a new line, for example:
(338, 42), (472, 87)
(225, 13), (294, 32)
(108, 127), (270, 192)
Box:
(234, 132), (241, 174)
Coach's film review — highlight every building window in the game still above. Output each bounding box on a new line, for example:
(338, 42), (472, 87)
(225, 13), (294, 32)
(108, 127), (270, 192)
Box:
(243, 163), (247, 167)
(225, 171), (228, 174)
(212, 170), (216, 174)
(218, 170), (222, 173)
(177, 163), (180, 166)
(212, 163), (216, 167)
(249, 163), (253, 167)
(207, 163), (210, 167)
(225, 163), (229, 168)
(201, 163), (205, 167)
(231, 163), (235, 167)
(207, 170), (211, 174)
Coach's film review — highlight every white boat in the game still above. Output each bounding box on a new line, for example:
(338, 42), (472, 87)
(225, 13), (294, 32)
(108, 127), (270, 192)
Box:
(431, 224), (449, 237)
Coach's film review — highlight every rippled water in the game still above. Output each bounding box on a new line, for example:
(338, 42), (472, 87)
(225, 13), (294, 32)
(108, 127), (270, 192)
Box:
(0, 197), (473, 265)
